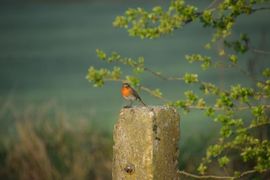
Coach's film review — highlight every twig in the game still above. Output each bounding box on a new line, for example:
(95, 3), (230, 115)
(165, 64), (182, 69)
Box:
(178, 170), (233, 179)
(143, 67), (167, 80)
(178, 169), (261, 179)
(104, 78), (123, 82)
(186, 104), (270, 111)
(246, 121), (270, 131)
(252, 7), (270, 12)
(230, 63), (260, 84)
(237, 169), (257, 178)
(144, 67), (183, 81)
(206, 0), (224, 11)
(139, 85), (170, 102)
(252, 48), (270, 55)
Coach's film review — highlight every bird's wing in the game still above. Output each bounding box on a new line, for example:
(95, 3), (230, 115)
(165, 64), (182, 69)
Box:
(132, 88), (146, 106)
(131, 88), (141, 100)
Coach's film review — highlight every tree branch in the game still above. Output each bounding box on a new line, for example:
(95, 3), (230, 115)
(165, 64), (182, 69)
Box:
(206, 0), (224, 11)
(246, 121), (270, 131)
(187, 104), (270, 111)
(178, 170), (233, 179)
(139, 85), (170, 102)
(178, 169), (264, 179)
(252, 48), (270, 55)
(144, 67), (183, 81)
(252, 7), (270, 12)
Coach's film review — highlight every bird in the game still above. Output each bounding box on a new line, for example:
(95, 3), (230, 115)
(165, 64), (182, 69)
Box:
(121, 82), (146, 108)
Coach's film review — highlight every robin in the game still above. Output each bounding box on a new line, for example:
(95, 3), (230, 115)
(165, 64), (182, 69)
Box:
(121, 82), (146, 107)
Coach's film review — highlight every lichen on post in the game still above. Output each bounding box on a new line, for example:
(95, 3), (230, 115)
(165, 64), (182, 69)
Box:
(112, 106), (180, 180)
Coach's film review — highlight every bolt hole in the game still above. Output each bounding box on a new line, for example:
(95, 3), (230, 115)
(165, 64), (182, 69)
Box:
(124, 163), (135, 175)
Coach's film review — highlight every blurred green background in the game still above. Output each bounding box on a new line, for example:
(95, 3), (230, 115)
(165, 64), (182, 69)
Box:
(0, 0), (269, 179)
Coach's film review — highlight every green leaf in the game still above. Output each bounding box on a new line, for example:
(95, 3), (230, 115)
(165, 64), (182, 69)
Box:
(185, 54), (212, 70)
(205, 107), (215, 117)
(125, 76), (140, 87)
(229, 54), (238, 64)
(152, 88), (163, 98)
(96, 49), (107, 60)
(183, 73), (199, 83)
(263, 68), (270, 78)
(184, 90), (198, 103)
(218, 156), (230, 167)
(198, 163), (207, 175)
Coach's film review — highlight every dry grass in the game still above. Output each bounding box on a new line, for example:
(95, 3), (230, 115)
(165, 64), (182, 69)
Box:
(0, 99), (112, 180)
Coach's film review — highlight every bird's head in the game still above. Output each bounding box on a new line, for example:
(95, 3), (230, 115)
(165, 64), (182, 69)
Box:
(122, 82), (131, 88)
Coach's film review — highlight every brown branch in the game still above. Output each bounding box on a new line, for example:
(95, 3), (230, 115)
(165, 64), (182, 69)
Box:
(252, 7), (270, 12)
(246, 121), (270, 131)
(104, 78), (123, 82)
(178, 170), (233, 179)
(229, 62), (260, 84)
(206, 0), (224, 10)
(139, 85), (170, 102)
(185, 104), (270, 111)
(144, 67), (183, 81)
(251, 48), (270, 55)
(178, 169), (263, 179)
(237, 170), (257, 178)
(245, 34), (270, 55)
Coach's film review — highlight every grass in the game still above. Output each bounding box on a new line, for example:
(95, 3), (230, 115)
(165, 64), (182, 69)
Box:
(0, 100), (112, 180)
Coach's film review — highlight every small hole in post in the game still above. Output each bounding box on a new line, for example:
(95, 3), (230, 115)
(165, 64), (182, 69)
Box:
(124, 163), (135, 175)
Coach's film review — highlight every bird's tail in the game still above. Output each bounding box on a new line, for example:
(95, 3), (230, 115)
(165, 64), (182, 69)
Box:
(139, 99), (147, 106)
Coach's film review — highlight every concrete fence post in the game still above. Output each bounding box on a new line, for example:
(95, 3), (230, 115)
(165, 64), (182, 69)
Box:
(112, 106), (180, 180)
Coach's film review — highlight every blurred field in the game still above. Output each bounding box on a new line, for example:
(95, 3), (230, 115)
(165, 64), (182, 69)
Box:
(0, 100), (112, 179)
(0, 1), (270, 179)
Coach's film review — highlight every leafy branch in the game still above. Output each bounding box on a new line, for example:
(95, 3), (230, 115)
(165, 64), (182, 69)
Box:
(87, 0), (270, 178)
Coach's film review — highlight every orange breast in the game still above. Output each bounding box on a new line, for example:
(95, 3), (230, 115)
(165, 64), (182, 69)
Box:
(121, 87), (132, 97)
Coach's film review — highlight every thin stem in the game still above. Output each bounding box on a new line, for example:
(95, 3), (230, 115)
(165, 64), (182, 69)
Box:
(230, 63), (260, 84)
(143, 67), (166, 80)
(178, 169), (264, 179)
(252, 48), (270, 55)
(178, 170), (233, 179)
(252, 7), (270, 12)
(139, 85), (170, 102)
(237, 170), (257, 178)
(186, 104), (270, 111)
(206, 0), (224, 11)
(246, 121), (270, 131)
(144, 67), (183, 81)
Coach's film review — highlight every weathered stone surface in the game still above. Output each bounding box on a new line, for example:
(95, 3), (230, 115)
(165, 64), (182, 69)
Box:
(112, 106), (180, 180)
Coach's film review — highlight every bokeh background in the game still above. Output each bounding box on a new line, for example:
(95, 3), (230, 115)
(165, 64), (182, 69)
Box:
(0, 0), (269, 179)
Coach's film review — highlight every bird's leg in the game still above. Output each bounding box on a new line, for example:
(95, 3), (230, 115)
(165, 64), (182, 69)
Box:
(123, 100), (132, 108)
(129, 100), (133, 107)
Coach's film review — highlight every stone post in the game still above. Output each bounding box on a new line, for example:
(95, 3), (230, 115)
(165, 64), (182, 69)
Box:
(112, 106), (180, 180)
